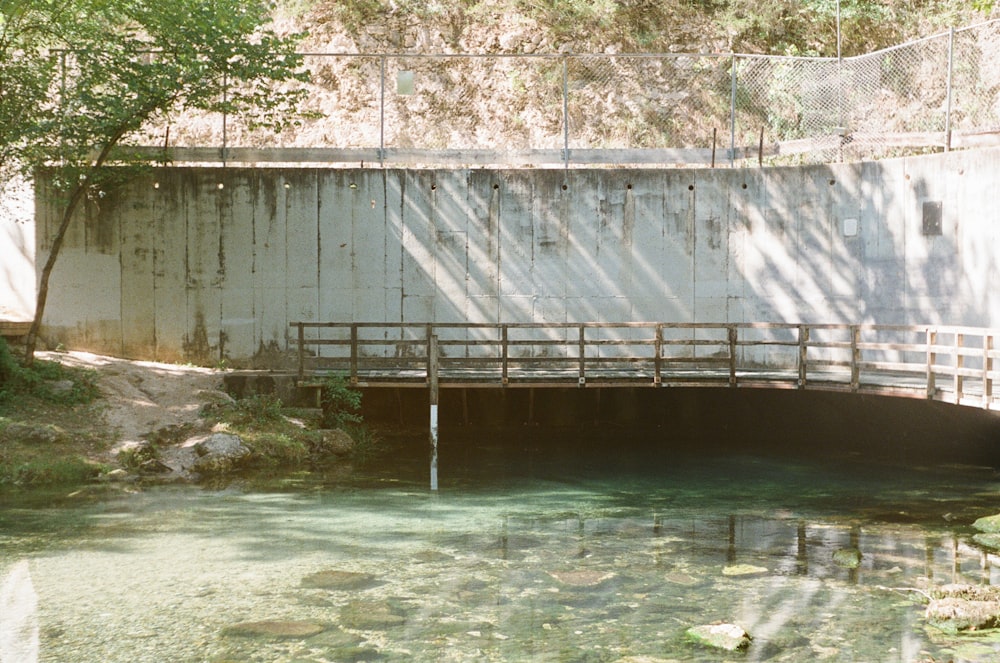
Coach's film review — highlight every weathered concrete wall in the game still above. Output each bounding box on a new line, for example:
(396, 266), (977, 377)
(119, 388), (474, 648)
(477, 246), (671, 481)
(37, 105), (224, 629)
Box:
(33, 147), (1000, 364)
(0, 175), (36, 323)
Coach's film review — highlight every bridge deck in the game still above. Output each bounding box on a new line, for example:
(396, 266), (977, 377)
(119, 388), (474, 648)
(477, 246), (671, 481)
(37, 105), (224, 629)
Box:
(291, 322), (999, 412)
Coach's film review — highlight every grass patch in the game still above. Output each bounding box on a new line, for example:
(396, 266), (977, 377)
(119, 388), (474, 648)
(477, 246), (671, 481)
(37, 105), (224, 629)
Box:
(0, 339), (107, 487)
(206, 387), (380, 467)
(0, 338), (99, 408)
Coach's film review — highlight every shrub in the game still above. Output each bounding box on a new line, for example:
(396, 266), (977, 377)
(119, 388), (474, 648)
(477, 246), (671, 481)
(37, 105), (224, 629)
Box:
(319, 375), (362, 429)
(222, 393), (286, 428)
(0, 338), (99, 407)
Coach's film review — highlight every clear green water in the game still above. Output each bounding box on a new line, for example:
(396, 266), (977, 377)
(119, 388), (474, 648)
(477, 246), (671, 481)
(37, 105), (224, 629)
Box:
(4, 434), (1000, 662)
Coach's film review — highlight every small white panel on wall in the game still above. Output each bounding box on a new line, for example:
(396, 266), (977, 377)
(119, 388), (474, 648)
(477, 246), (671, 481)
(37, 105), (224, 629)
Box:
(842, 218), (859, 237)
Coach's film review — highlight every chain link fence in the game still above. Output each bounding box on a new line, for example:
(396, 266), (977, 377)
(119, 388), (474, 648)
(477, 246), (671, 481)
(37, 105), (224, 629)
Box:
(137, 19), (1000, 167)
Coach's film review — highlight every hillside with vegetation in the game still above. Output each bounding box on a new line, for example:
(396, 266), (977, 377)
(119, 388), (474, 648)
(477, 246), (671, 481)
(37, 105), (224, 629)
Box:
(182, 0), (996, 157)
(281, 0), (992, 56)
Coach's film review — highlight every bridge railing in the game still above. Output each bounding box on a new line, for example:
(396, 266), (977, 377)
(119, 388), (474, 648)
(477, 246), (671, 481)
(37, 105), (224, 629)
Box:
(290, 322), (998, 411)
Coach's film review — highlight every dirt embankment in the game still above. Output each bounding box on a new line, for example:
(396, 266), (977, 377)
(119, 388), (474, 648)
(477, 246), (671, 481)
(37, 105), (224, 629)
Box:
(39, 351), (229, 459)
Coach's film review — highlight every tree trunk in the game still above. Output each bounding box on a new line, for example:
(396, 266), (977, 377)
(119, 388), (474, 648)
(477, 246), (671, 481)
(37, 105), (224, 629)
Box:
(22, 123), (134, 365)
(23, 182), (88, 366)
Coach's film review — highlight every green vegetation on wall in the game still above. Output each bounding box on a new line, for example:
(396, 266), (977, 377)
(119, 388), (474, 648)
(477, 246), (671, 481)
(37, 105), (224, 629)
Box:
(297, 0), (992, 56)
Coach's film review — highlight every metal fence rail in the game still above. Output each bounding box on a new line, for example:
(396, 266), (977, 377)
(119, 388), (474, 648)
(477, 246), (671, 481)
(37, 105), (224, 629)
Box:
(290, 322), (999, 412)
(119, 20), (1000, 168)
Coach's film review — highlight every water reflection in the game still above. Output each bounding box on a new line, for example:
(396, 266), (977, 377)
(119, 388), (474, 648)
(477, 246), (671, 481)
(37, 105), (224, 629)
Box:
(2, 442), (1000, 661)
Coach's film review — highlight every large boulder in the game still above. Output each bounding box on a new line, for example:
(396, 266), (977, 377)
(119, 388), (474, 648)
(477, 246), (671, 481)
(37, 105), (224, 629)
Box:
(1, 422), (63, 445)
(320, 429), (355, 456)
(190, 432), (251, 474)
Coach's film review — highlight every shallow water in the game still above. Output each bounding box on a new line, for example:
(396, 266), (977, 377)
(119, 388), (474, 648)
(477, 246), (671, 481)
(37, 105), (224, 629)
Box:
(4, 433), (1000, 662)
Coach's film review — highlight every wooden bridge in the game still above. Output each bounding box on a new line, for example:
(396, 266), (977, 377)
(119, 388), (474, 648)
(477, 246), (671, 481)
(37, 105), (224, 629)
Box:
(291, 321), (1000, 488)
(292, 322), (998, 413)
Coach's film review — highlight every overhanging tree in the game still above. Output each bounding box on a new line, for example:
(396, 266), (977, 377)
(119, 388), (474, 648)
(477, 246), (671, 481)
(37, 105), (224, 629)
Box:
(3, 0), (310, 364)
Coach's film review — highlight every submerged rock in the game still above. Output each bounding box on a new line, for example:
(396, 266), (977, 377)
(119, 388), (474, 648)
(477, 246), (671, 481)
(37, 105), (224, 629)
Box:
(663, 572), (701, 587)
(686, 623), (752, 651)
(926, 598), (1000, 632)
(926, 584), (1000, 633)
(973, 533), (1000, 550)
(221, 620), (327, 639)
(832, 548), (863, 569)
(972, 513), (1000, 534)
(547, 570), (616, 587)
(339, 599), (408, 630)
(412, 550), (454, 564)
(721, 564), (768, 577)
(973, 515), (1000, 549)
(300, 569), (378, 591)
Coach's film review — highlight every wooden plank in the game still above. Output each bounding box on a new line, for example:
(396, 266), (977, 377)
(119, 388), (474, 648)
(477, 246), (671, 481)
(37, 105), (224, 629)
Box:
(0, 321), (32, 336)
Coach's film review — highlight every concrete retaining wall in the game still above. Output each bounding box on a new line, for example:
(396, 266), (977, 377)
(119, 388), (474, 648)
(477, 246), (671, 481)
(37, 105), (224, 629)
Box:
(33, 147), (1000, 364)
(0, 175), (35, 325)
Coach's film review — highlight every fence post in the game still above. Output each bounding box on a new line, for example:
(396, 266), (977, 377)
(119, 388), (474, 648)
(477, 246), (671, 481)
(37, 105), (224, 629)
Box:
(730, 53), (737, 166)
(222, 69), (228, 165)
(563, 56), (570, 170)
(578, 324), (586, 386)
(945, 27), (955, 152)
(379, 56), (386, 166)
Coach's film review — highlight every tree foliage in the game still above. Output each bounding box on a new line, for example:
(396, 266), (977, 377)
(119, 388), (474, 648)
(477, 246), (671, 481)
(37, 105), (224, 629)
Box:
(0, 0), (312, 362)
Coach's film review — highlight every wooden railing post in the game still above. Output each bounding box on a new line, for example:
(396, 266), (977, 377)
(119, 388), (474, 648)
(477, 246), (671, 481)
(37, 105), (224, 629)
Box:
(797, 325), (808, 388)
(984, 333), (993, 410)
(850, 325), (860, 392)
(296, 323), (305, 381)
(955, 332), (964, 404)
(654, 324), (663, 385)
(578, 324), (586, 386)
(728, 326), (738, 387)
(926, 328), (937, 398)
(350, 324), (359, 386)
(501, 324), (509, 385)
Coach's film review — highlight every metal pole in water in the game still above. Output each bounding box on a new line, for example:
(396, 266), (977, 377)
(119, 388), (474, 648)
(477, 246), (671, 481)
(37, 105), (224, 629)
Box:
(429, 333), (439, 491)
